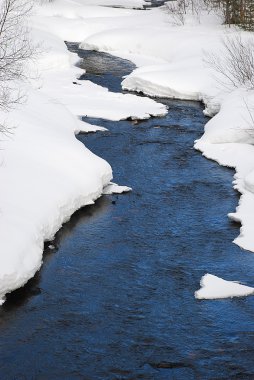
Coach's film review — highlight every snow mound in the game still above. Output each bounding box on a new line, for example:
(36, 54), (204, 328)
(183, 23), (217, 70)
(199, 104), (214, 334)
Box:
(0, 87), (113, 305)
(0, 0), (171, 304)
(102, 182), (132, 195)
(121, 62), (212, 100)
(195, 274), (254, 300)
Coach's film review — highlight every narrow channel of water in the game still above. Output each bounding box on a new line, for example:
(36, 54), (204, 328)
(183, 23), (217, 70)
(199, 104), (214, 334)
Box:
(0, 44), (254, 380)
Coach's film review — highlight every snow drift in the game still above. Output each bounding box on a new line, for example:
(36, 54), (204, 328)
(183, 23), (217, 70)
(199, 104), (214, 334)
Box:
(0, 0), (166, 304)
(2, 0), (254, 302)
(78, 2), (254, 299)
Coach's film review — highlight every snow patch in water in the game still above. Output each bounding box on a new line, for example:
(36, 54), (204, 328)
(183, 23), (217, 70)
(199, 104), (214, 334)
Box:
(103, 182), (132, 195)
(195, 274), (254, 300)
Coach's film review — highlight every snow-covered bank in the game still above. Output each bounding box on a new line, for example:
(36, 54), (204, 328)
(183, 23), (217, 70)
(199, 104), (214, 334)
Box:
(2, 0), (254, 302)
(0, 1), (166, 303)
(195, 90), (254, 253)
(77, 3), (254, 298)
(0, 88), (112, 305)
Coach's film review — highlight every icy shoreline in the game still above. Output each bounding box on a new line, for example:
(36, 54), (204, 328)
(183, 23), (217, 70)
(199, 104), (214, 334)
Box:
(0, 0), (166, 304)
(1, 0), (254, 302)
(77, 3), (254, 298)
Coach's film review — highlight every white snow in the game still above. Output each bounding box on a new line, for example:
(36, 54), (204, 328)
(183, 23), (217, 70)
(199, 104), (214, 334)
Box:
(77, 121), (108, 133)
(195, 274), (254, 300)
(0, 0), (165, 304)
(2, 0), (254, 302)
(77, 3), (254, 299)
(102, 182), (132, 195)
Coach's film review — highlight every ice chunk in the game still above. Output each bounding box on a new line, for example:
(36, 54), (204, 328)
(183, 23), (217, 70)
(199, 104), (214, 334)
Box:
(195, 273), (254, 300)
(102, 182), (132, 195)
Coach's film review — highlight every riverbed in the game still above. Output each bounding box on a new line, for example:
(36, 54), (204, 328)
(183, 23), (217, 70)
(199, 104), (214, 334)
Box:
(0, 44), (254, 380)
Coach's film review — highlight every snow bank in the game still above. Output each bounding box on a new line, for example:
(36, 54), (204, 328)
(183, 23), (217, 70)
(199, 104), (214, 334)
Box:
(2, 0), (254, 302)
(69, 0), (148, 9)
(195, 90), (254, 252)
(0, 88), (112, 305)
(195, 274), (254, 299)
(40, 69), (167, 121)
(78, 4), (254, 299)
(0, 0), (166, 303)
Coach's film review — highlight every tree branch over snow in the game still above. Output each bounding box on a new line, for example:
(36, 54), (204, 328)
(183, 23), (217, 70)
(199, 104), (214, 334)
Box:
(165, 0), (208, 25)
(204, 34), (254, 90)
(0, 0), (34, 134)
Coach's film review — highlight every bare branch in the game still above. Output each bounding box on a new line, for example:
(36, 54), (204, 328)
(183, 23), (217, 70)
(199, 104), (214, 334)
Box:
(204, 34), (254, 90)
(0, 0), (35, 135)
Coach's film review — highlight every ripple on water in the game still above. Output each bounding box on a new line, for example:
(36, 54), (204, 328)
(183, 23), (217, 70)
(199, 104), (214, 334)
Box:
(0, 44), (253, 380)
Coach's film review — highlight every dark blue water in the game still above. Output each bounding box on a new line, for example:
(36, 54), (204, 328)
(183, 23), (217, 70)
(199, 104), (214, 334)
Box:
(0, 45), (254, 380)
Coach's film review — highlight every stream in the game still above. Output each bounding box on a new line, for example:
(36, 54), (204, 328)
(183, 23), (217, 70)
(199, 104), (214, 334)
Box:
(0, 43), (254, 380)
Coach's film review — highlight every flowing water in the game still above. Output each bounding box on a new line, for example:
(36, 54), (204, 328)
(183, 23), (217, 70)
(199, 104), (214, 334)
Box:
(0, 44), (254, 380)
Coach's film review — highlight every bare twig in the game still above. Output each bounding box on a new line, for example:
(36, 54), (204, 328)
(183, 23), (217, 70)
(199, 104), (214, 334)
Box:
(204, 34), (254, 90)
(0, 0), (35, 135)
